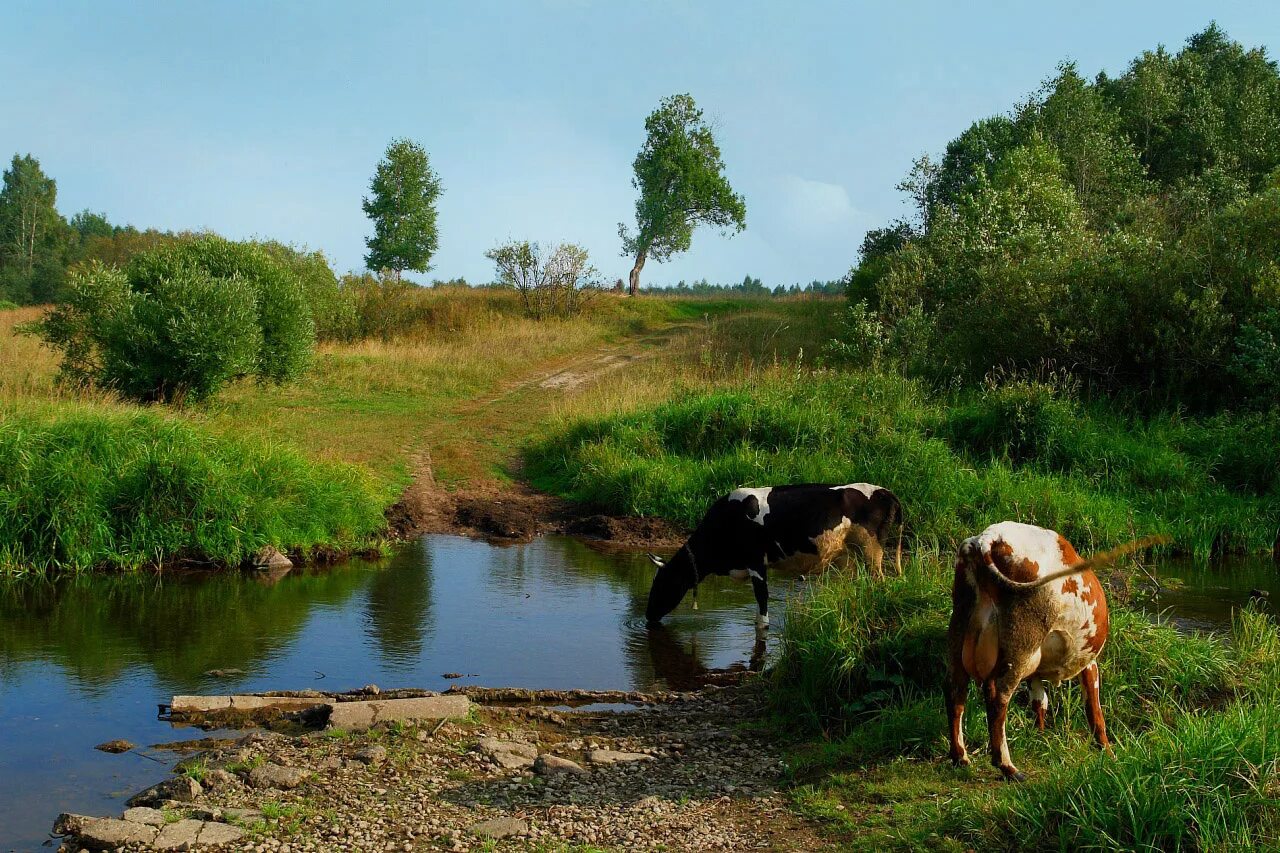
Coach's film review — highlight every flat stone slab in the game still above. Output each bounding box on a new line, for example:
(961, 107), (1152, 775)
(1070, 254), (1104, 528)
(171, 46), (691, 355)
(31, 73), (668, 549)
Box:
(122, 806), (167, 827)
(247, 763), (310, 790)
(326, 695), (473, 730)
(154, 818), (204, 850)
(476, 737), (538, 769)
(197, 821), (247, 846)
(76, 817), (159, 849)
(587, 748), (655, 765)
(170, 694), (328, 713)
(534, 754), (587, 776)
(469, 816), (528, 839)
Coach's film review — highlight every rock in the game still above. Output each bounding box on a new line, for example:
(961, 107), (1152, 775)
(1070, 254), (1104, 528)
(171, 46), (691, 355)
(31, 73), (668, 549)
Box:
(247, 763), (310, 790)
(251, 545), (293, 569)
(352, 744), (388, 765)
(362, 683), (381, 695)
(153, 818), (204, 850)
(126, 774), (202, 807)
(326, 695), (472, 731)
(221, 807), (264, 824)
(468, 816), (528, 839)
(52, 813), (92, 835)
(75, 817), (159, 849)
(170, 694), (327, 713)
(94, 738), (135, 754)
(476, 738), (537, 770)
(533, 754), (587, 776)
(203, 668), (246, 678)
(197, 821), (246, 846)
(202, 768), (241, 791)
(586, 749), (656, 765)
(122, 806), (167, 827)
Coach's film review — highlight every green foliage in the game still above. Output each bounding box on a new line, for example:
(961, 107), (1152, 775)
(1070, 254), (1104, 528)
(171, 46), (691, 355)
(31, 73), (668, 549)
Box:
(0, 402), (385, 573)
(526, 372), (1279, 558)
(259, 241), (355, 342)
(0, 154), (73, 304)
(362, 138), (442, 277)
(849, 25), (1280, 408)
(620, 94), (746, 292)
(35, 236), (315, 402)
(485, 240), (600, 319)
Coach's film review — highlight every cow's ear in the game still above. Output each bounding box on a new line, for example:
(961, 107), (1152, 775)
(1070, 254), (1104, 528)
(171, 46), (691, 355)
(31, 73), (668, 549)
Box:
(647, 553), (666, 568)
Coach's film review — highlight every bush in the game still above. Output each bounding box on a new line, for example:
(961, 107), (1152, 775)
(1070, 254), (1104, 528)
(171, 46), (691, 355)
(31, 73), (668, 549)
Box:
(35, 236), (315, 402)
(485, 240), (601, 319)
(0, 299), (18, 311)
(0, 402), (386, 573)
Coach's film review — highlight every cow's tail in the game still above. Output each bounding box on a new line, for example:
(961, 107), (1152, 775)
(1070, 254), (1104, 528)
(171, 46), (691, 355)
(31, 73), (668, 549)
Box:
(968, 534), (1169, 593)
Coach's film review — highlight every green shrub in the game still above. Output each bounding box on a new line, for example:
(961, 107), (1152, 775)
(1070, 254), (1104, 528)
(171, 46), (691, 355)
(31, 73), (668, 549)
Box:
(35, 236), (316, 402)
(0, 299), (18, 311)
(0, 402), (385, 573)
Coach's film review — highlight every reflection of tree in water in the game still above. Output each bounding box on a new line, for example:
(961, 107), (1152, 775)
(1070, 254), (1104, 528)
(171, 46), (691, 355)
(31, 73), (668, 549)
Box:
(0, 564), (375, 695)
(642, 624), (767, 691)
(363, 538), (435, 669)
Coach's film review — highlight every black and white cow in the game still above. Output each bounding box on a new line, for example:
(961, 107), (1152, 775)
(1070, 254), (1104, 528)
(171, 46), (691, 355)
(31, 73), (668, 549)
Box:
(645, 483), (903, 629)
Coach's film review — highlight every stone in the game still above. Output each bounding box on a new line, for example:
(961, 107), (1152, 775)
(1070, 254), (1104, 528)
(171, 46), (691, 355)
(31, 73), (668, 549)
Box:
(326, 695), (472, 731)
(122, 806), (167, 827)
(251, 545), (293, 569)
(533, 754), (587, 776)
(52, 813), (92, 835)
(94, 738), (135, 753)
(247, 763), (310, 790)
(170, 694), (327, 713)
(352, 744), (387, 765)
(153, 818), (204, 850)
(197, 821), (247, 846)
(202, 668), (246, 678)
(587, 749), (656, 765)
(202, 767), (241, 791)
(75, 817), (159, 849)
(126, 774), (202, 807)
(475, 738), (537, 770)
(221, 807), (264, 824)
(468, 816), (528, 839)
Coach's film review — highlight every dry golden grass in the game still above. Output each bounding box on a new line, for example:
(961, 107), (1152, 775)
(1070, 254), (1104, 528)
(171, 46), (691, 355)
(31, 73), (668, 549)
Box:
(0, 306), (61, 400)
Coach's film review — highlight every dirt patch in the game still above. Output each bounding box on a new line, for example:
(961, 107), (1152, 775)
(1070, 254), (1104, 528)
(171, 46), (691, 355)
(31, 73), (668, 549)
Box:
(387, 461), (685, 551)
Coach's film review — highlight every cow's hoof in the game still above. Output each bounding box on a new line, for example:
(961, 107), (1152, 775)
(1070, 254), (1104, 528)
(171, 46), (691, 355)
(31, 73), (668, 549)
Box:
(1001, 769), (1027, 783)
(950, 755), (971, 768)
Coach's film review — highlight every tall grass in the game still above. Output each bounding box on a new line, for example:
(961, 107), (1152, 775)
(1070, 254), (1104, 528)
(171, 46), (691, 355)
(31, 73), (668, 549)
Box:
(527, 371), (1279, 557)
(0, 402), (385, 573)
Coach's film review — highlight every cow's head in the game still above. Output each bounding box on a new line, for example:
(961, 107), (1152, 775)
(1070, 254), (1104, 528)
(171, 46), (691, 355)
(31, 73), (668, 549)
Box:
(644, 548), (697, 625)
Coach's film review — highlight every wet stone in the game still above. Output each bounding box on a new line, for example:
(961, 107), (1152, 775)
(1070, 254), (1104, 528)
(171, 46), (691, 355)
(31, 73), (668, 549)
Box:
(94, 738), (135, 754)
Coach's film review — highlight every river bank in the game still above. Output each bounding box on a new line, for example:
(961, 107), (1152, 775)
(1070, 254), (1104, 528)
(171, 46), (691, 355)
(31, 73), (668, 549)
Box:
(52, 681), (830, 852)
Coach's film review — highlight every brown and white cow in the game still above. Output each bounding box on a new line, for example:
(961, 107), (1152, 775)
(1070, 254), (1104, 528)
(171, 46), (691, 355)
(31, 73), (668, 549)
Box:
(946, 522), (1158, 781)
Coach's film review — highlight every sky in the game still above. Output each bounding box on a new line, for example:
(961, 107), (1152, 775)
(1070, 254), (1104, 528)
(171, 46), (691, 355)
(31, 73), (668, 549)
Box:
(2, 1), (1275, 286)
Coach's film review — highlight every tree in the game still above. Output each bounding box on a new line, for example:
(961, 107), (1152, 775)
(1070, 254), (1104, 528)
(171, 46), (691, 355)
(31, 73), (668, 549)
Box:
(619, 94), (746, 295)
(0, 155), (63, 273)
(486, 240), (600, 319)
(362, 139), (442, 280)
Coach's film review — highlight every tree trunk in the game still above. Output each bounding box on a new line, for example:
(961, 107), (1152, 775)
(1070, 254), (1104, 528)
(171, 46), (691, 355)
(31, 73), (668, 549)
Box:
(628, 250), (647, 297)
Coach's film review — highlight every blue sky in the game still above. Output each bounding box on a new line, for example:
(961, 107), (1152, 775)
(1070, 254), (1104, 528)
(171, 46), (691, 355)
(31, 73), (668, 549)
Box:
(2, 2), (1275, 286)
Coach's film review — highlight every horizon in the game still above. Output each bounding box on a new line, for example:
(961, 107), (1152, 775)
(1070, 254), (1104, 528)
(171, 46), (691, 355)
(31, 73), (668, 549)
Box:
(2, 1), (1275, 286)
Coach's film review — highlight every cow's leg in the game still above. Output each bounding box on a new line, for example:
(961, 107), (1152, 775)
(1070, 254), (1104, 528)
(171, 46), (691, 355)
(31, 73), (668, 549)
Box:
(749, 566), (769, 632)
(946, 666), (971, 766)
(1027, 677), (1049, 731)
(1079, 661), (1112, 753)
(983, 669), (1028, 781)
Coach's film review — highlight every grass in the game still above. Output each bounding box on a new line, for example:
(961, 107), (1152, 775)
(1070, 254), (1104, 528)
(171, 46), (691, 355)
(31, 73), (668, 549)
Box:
(775, 563), (1280, 850)
(526, 370), (1280, 559)
(1, 293), (760, 572)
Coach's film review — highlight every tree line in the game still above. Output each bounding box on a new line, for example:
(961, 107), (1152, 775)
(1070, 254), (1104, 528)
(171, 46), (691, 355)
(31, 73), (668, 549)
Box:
(836, 23), (1280, 410)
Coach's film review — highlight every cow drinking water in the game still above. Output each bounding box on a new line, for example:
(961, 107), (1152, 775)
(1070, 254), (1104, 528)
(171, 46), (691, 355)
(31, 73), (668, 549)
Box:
(644, 483), (904, 629)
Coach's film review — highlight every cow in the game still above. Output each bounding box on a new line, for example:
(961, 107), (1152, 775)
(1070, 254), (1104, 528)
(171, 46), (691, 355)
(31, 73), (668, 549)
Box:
(644, 483), (904, 630)
(946, 521), (1163, 781)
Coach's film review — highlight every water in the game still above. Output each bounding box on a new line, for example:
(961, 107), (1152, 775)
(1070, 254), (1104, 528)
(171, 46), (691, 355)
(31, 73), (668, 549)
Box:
(0, 535), (794, 849)
(0, 538), (1274, 849)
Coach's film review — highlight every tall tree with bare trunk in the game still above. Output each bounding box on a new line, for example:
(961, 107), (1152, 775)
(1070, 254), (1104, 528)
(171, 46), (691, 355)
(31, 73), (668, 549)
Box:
(619, 94), (746, 295)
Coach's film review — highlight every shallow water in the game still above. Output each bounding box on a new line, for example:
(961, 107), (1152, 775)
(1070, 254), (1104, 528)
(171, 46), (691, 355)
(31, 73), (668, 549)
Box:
(0, 535), (796, 849)
(0, 537), (1274, 849)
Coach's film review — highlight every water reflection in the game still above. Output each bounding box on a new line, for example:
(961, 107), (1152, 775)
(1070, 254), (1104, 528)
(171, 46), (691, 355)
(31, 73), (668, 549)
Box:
(0, 535), (786, 848)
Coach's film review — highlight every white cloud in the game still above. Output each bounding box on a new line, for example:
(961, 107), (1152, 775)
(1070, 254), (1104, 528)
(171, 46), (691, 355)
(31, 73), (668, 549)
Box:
(777, 175), (860, 232)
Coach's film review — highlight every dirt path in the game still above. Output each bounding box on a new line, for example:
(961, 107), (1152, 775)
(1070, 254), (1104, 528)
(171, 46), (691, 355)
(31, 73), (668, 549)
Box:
(388, 325), (689, 549)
